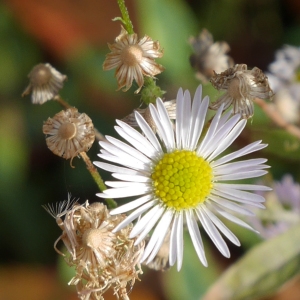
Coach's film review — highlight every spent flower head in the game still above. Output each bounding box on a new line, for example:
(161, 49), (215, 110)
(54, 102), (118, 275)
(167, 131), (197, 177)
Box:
(43, 107), (95, 160)
(189, 29), (234, 83)
(103, 26), (164, 93)
(210, 64), (273, 119)
(22, 63), (67, 104)
(267, 45), (300, 124)
(94, 85), (270, 271)
(44, 198), (144, 300)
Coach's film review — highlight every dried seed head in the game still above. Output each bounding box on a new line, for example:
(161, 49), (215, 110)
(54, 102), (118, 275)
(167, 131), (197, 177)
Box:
(210, 64), (274, 118)
(22, 63), (67, 104)
(189, 29), (234, 83)
(103, 26), (165, 93)
(43, 108), (95, 160)
(122, 99), (176, 132)
(50, 200), (144, 300)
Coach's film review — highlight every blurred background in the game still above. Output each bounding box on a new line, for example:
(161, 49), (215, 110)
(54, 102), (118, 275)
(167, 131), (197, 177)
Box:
(0, 0), (300, 299)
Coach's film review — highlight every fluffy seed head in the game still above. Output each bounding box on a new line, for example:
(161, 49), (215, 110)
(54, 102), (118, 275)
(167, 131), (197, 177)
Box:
(48, 200), (144, 300)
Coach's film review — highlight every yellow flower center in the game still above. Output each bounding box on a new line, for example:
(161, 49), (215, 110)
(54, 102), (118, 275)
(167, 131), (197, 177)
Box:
(121, 45), (143, 66)
(151, 150), (213, 210)
(58, 122), (77, 140)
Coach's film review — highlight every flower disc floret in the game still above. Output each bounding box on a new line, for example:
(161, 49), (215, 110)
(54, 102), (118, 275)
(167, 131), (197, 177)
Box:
(152, 150), (213, 210)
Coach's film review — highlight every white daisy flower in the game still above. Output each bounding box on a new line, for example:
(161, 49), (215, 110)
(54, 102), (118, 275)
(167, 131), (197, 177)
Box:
(94, 85), (270, 271)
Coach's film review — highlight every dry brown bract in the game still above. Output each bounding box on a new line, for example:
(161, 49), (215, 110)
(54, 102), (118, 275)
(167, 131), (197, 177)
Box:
(122, 99), (176, 132)
(189, 29), (234, 83)
(103, 26), (164, 94)
(210, 64), (274, 119)
(43, 108), (95, 160)
(22, 63), (67, 104)
(44, 199), (144, 300)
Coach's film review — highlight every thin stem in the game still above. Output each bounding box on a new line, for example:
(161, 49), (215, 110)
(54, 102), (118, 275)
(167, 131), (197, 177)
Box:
(117, 0), (134, 34)
(80, 151), (117, 209)
(254, 97), (300, 140)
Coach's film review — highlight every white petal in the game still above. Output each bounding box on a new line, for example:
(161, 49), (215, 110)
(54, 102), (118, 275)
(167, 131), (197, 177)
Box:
(145, 210), (174, 263)
(213, 186), (265, 203)
(209, 194), (265, 209)
(169, 212), (181, 267)
(135, 111), (162, 153)
(211, 141), (267, 167)
(112, 173), (151, 183)
(212, 204), (258, 233)
(156, 98), (175, 149)
(207, 198), (255, 216)
(94, 161), (143, 175)
(112, 200), (157, 232)
(149, 103), (174, 151)
(105, 135), (151, 164)
(200, 113), (240, 158)
(207, 119), (247, 161)
(214, 170), (268, 181)
(105, 181), (149, 188)
(115, 124), (158, 159)
(196, 207), (230, 257)
(185, 210), (208, 267)
(97, 153), (147, 172)
(98, 184), (151, 198)
(141, 209), (173, 262)
(189, 95), (209, 150)
(175, 88), (184, 149)
(201, 205), (240, 246)
(100, 139), (149, 165)
(216, 109), (233, 129)
(214, 158), (268, 175)
(176, 212), (184, 271)
(110, 194), (152, 214)
(214, 183), (272, 191)
(197, 103), (224, 154)
(133, 207), (166, 245)
(181, 90), (192, 149)
(130, 204), (163, 238)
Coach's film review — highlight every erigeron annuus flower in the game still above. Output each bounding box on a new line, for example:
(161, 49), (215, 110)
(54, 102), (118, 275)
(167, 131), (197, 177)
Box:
(103, 26), (164, 93)
(22, 63), (67, 104)
(189, 29), (234, 83)
(94, 85), (270, 271)
(43, 108), (95, 160)
(210, 64), (273, 119)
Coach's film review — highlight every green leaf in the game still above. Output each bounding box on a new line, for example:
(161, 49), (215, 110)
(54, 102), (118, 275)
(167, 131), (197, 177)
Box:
(202, 223), (300, 300)
(135, 0), (198, 88)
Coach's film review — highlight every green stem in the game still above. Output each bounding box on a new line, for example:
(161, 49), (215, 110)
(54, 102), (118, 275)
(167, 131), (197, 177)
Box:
(117, 0), (134, 34)
(80, 152), (117, 209)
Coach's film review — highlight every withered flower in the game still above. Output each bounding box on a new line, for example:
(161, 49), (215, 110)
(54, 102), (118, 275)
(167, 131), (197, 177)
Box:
(43, 108), (95, 160)
(22, 63), (67, 104)
(44, 199), (144, 300)
(210, 64), (273, 118)
(189, 29), (234, 83)
(122, 99), (176, 132)
(103, 26), (164, 93)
